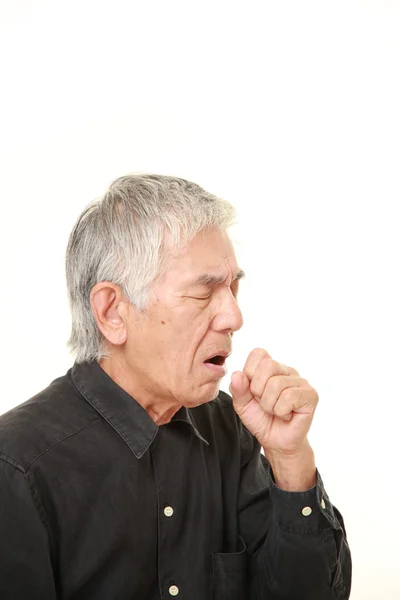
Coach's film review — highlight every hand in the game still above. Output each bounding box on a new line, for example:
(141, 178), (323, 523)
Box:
(229, 348), (319, 456)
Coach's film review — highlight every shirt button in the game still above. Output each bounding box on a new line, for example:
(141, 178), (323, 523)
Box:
(164, 506), (174, 517)
(321, 498), (326, 510)
(302, 506), (312, 516)
(169, 584), (179, 596)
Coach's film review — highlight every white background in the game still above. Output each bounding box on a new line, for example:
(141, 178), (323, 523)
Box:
(1, 1), (399, 598)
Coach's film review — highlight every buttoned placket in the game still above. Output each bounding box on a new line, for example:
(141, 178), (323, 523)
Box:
(150, 433), (181, 598)
(145, 408), (210, 599)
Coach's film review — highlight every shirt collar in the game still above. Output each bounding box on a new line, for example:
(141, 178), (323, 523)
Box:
(71, 361), (208, 459)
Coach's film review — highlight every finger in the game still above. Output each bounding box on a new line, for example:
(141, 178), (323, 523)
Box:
(244, 350), (298, 383)
(249, 357), (294, 399)
(242, 348), (272, 381)
(229, 371), (253, 408)
(273, 386), (319, 419)
(257, 375), (308, 415)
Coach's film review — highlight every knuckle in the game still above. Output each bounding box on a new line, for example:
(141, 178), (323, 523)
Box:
(268, 376), (282, 395)
(274, 399), (290, 417)
(249, 377), (263, 398)
(250, 348), (268, 362)
(281, 386), (297, 402)
(273, 360), (290, 376)
(255, 347), (269, 357)
(261, 356), (275, 372)
(302, 381), (318, 402)
(243, 364), (255, 380)
(244, 348), (267, 378)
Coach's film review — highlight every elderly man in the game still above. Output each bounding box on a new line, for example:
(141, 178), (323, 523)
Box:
(0, 174), (351, 599)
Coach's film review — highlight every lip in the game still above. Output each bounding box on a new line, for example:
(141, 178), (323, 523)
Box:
(203, 350), (231, 362)
(203, 351), (230, 378)
(204, 361), (228, 377)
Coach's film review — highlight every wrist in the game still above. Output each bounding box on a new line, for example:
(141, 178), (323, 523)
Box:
(264, 441), (317, 491)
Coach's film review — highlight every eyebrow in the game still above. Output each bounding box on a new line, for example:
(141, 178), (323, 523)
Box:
(192, 269), (246, 286)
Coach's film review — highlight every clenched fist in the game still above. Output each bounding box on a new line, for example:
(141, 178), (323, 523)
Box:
(230, 348), (319, 458)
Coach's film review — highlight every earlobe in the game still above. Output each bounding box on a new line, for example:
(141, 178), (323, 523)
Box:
(90, 282), (128, 346)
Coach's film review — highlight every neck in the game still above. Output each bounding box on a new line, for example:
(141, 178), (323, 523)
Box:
(98, 355), (180, 425)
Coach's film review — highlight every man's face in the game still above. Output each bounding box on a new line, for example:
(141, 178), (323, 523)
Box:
(123, 228), (244, 407)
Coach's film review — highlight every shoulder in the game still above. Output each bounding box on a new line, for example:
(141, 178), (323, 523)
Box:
(0, 369), (98, 472)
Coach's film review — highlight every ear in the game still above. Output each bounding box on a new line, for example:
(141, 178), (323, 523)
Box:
(90, 282), (128, 346)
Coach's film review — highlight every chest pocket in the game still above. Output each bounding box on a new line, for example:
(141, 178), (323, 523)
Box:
(212, 537), (248, 600)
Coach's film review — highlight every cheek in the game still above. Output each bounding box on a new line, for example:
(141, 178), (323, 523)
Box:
(157, 304), (213, 359)
(186, 319), (214, 363)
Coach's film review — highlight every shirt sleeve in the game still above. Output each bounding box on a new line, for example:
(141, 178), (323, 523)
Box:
(237, 426), (352, 600)
(0, 457), (57, 600)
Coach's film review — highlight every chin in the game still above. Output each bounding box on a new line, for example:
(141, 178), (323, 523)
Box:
(186, 383), (220, 408)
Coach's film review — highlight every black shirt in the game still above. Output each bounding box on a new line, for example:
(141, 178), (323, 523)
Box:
(0, 361), (351, 599)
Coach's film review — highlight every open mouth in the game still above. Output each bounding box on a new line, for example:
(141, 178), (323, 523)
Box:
(203, 354), (229, 376)
(204, 355), (226, 366)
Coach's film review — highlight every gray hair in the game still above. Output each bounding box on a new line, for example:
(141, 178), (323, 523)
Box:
(66, 173), (236, 363)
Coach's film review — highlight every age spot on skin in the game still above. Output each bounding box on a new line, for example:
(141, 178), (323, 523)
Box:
(161, 320), (166, 325)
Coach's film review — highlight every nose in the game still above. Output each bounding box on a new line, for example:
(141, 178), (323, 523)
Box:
(211, 292), (244, 333)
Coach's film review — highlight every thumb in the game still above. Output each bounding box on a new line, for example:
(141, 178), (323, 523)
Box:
(229, 371), (253, 408)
